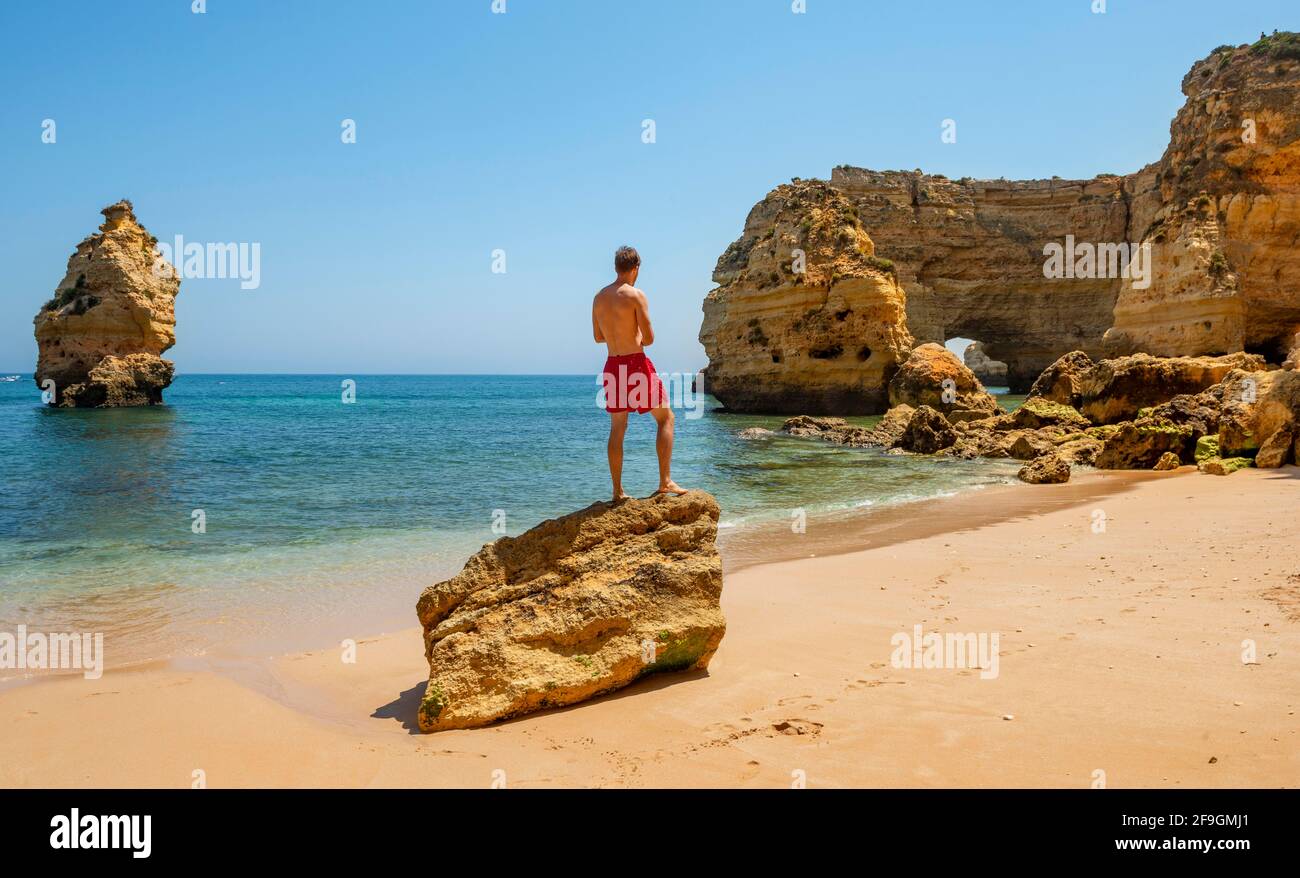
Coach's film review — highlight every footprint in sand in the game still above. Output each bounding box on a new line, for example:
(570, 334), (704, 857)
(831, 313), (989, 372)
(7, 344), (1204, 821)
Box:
(771, 719), (824, 737)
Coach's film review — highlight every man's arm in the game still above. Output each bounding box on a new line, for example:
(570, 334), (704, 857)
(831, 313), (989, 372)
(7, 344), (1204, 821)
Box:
(592, 298), (605, 343)
(634, 289), (655, 346)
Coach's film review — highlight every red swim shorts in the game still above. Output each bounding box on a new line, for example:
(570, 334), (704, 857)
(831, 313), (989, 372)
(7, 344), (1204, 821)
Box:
(602, 352), (667, 414)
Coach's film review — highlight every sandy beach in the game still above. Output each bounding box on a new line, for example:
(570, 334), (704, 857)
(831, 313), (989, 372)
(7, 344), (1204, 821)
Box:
(2, 466), (1296, 789)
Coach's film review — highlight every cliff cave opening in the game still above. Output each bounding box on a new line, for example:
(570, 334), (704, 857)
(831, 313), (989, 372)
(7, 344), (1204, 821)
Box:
(945, 337), (1010, 392)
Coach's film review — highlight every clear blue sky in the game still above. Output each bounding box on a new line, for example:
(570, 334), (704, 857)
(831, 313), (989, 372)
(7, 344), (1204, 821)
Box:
(1, 1), (1293, 374)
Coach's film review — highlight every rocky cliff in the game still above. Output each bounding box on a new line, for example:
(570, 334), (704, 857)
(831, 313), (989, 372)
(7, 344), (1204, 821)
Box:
(33, 201), (179, 407)
(415, 491), (725, 732)
(1106, 34), (1300, 361)
(702, 33), (1300, 410)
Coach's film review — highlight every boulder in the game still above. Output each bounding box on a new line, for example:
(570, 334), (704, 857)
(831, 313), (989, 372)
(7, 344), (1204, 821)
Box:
(873, 405), (916, 444)
(33, 201), (180, 407)
(1018, 453), (1071, 484)
(1008, 431), (1055, 461)
(1027, 351), (1095, 409)
(1195, 435), (1221, 463)
(1255, 426), (1296, 468)
(888, 343), (1001, 419)
(1010, 397), (1090, 431)
(1096, 419), (1195, 470)
(782, 415), (849, 438)
(894, 405), (957, 454)
(1076, 353), (1268, 425)
(1153, 452), (1182, 471)
(415, 492), (725, 732)
(1198, 457), (1254, 476)
(1147, 391), (1222, 438)
(1217, 368), (1300, 459)
(779, 406), (915, 447)
(1056, 436), (1103, 467)
(736, 427), (774, 439)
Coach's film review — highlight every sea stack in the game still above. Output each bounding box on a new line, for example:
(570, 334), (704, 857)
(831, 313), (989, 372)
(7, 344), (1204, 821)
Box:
(33, 200), (179, 407)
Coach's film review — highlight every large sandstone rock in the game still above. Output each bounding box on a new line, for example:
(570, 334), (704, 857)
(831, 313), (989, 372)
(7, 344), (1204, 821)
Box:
(1096, 419), (1196, 469)
(887, 343), (1000, 419)
(33, 201), (179, 407)
(894, 405), (957, 454)
(702, 36), (1300, 406)
(1018, 453), (1071, 484)
(414, 492), (725, 732)
(1074, 352), (1267, 424)
(699, 180), (914, 414)
(1216, 367), (1300, 462)
(1028, 351), (1095, 408)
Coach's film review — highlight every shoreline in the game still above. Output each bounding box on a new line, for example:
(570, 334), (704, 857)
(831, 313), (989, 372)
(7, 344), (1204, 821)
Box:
(2, 467), (1296, 787)
(0, 464), (1115, 685)
(718, 467), (1146, 574)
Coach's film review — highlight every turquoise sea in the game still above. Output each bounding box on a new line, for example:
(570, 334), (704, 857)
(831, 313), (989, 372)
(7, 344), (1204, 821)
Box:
(0, 374), (1023, 670)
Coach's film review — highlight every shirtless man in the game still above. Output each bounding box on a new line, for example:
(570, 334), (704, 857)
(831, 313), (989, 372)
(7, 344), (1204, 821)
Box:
(593, 245), (686, 502)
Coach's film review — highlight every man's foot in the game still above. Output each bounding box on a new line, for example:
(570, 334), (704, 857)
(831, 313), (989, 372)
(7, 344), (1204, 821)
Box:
(611, 490), (631, 503)
(653, 480), (688, 496)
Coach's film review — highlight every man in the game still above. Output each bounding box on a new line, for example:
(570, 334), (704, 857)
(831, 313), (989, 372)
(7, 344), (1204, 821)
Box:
(593, 245), (686, 502)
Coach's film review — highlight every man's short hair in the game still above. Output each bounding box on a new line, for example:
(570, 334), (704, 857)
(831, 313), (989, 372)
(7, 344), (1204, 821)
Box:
(614, 245), (641, 273)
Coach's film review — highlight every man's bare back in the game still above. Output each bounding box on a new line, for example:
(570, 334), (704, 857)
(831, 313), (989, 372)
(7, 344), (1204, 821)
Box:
(591, 281), (652, 355)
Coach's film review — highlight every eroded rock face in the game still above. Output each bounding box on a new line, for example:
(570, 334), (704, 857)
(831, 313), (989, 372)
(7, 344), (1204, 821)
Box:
(33, 201), (179, 407)
(831, 167), (1129, 391)
(699, 180), (914, 414)
(702, 36), (1300, 409)
(415, 492), (725, 732)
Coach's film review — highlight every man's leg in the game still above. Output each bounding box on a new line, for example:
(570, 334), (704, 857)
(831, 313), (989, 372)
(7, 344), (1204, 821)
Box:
(607, 411), (630, 502)
(650, 407), (687, 495)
